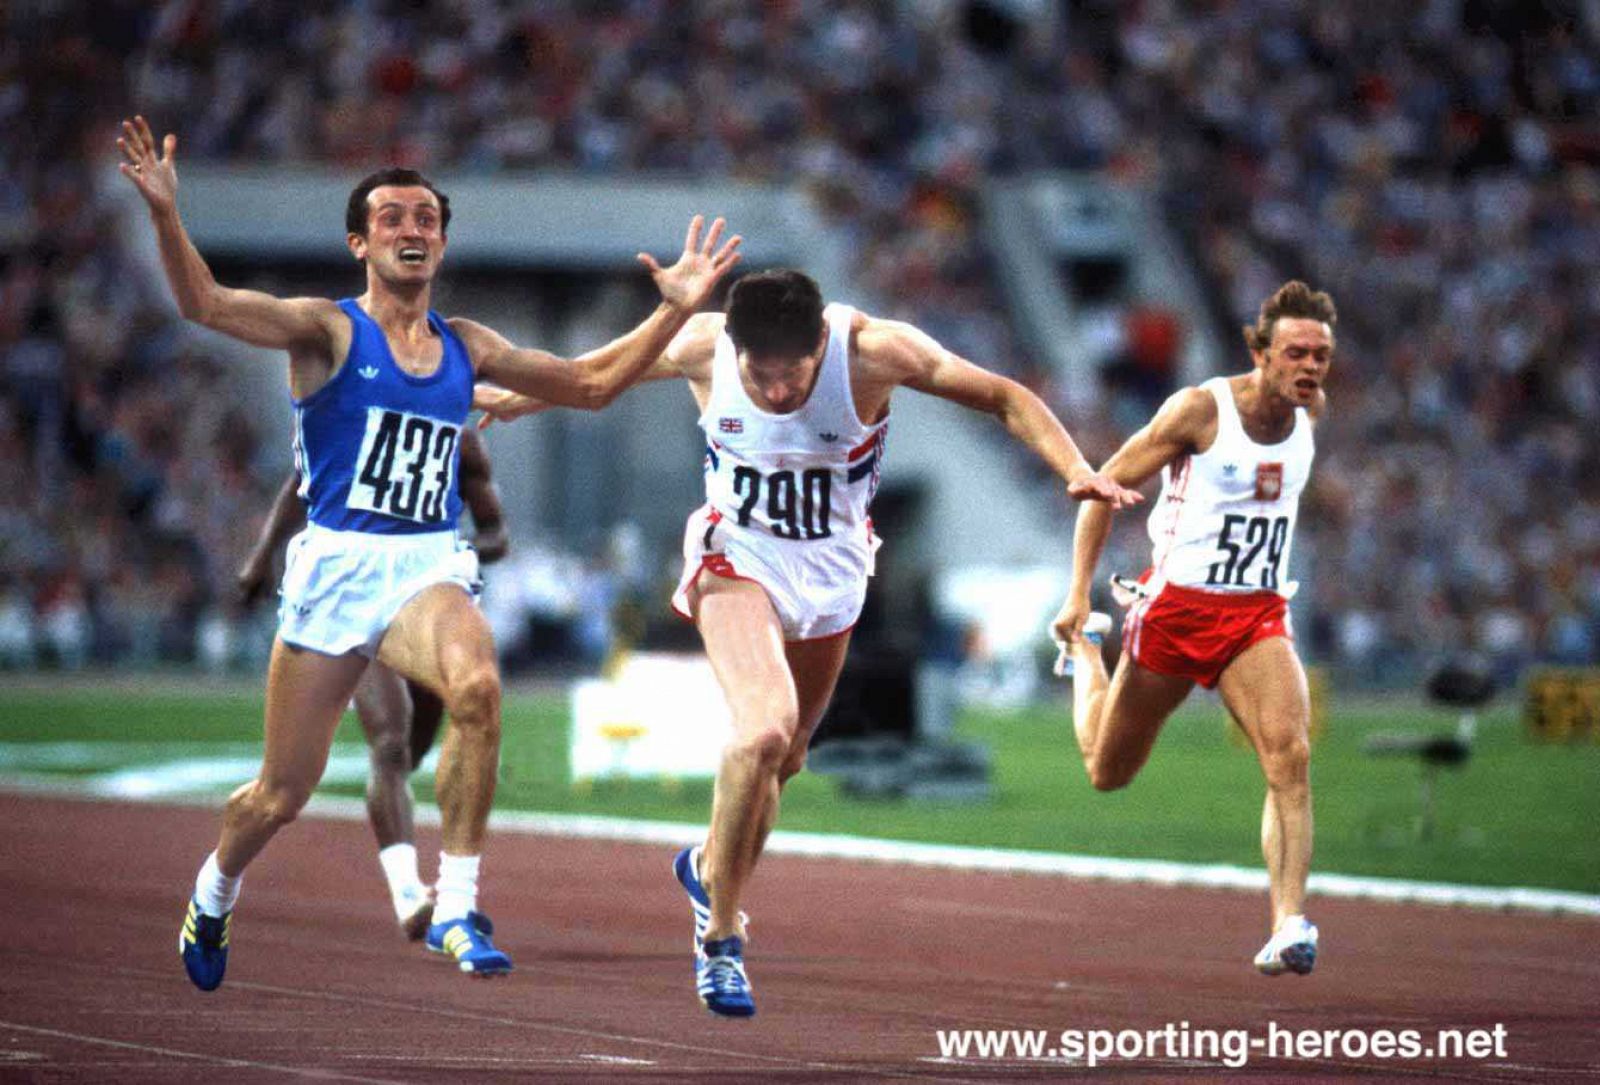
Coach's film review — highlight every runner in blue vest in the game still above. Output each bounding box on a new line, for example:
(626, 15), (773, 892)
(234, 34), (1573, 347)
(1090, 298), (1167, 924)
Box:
(117, 115), (741, 989)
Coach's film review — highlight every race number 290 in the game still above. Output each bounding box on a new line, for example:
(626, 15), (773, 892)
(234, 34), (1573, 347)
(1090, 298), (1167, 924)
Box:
(347, 407), (459, 524)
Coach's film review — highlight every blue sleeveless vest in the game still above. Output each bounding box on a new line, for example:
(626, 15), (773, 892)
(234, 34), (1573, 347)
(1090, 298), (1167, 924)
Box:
(291, 299), (473, 534)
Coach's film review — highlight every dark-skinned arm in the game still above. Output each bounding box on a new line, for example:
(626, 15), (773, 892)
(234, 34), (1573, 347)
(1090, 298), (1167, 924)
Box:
(236, 472), (307, 606)
(458, 428), (508, 564)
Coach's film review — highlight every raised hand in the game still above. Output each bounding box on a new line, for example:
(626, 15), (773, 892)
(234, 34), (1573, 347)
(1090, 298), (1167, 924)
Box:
(116, 116), (179, 214)
(638, 215), (743, 314)
(1068, 471), (1144, 510)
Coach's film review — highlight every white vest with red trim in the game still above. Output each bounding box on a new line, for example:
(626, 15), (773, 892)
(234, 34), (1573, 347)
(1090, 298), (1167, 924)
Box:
(698, 303), (886, 549)
(1147, 377), (1313, 598)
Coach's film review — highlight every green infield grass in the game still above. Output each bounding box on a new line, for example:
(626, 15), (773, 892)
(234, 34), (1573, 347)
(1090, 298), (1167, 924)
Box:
(2, 683), (1595, 892)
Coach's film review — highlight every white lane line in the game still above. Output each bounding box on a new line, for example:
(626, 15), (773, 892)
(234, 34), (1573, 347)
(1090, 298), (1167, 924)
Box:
(5, 777), (1598, 917)
(219, 977), (984, 1083)
(0, 954), (984, 1084)
(0, 741), (384, 799)
(348, 1053), (658, 1067)
(346, 795), (1600, 918)
(0, 1020), (406, 1084)
(580, 1053), (657, 1066)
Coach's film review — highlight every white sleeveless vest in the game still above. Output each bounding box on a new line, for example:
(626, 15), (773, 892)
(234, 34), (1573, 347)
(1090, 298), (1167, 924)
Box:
(1146, 377), (1314, 597)
(697, 304), (887, 549)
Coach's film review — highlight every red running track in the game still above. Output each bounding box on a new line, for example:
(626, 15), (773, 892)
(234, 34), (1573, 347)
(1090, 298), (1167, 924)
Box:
(0, 793), (1595, 1083)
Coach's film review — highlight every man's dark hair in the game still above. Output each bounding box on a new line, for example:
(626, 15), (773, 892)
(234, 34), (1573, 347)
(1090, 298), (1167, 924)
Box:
(725, 269), (825, 358)
(345, 168), (451, 237)
(1243, 280), (1336, 352)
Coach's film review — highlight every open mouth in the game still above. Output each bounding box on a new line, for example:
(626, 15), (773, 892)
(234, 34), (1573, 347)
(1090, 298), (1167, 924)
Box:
(399, 247), (427, 265)
(1294, 378), (1319, 394)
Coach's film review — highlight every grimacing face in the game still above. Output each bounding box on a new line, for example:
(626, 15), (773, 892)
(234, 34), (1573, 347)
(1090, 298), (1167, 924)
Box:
(737, 327), (829, 414)
(347, 185), (446, 284)
(1256, 317), (1332, 408)
(739, 351), (820, 413)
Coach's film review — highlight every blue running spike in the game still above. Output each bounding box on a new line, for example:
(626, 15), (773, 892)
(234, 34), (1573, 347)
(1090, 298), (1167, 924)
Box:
(697, 936), (756, 1017)
(426, 915), (512, 976)
(178, 898), (231, 992)
(673, 846), (714, 950)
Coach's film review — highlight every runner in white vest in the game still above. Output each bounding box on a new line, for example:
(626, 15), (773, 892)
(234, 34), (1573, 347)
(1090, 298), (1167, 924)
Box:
(1051, 281), (1334, 978)
(479, 269), (1141, 1016)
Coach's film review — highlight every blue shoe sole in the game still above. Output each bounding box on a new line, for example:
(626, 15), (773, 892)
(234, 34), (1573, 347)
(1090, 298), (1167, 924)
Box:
(1280, 943), (1317, 975)
(181, 958), (226, 991)
(426, 952), (513, 976)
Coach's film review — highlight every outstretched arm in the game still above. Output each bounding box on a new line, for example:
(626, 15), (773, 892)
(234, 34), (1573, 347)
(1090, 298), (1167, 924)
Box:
(1051, 386), (1215, 644)
(236, 472), (306, 606)
(461, 216), (740, 410)
(117, 116), (339, 352)
(457, 429), (509, 564)
(858, 318), (1142, 507)
(472, 311), (721, 427)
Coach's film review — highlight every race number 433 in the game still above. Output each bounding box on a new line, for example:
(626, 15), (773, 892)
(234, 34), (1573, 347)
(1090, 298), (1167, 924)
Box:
(348, 407), (459, 524)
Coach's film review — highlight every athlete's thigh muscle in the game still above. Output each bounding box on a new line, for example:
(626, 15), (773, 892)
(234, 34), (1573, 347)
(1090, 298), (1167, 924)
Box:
(261, 638), (369, 794)
(1214, 635), (1310, 750)
(375, 583), (497, 696)
(783, 631), (852, 756)
(696, 576), (798, 731)
(1091, 655), (1195, 783)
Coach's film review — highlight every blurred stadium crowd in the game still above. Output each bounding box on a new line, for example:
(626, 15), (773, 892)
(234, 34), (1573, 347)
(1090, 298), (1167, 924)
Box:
(1, 1), (1595, 681)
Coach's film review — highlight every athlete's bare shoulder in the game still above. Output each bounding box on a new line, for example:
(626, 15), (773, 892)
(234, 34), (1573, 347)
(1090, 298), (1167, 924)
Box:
(850, 311), (938, 381)
(1150, 384), (1220, 452)
(291, 296), (349, 330)
(283, 297), (351, 357)
(663, 311), (722, 381)
(446, 316), (510, 360)
(1097, 385), (1218, 485)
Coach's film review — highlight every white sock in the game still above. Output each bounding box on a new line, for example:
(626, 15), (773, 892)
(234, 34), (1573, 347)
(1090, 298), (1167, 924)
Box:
(378, 843), (428, 918)
(193, 851), (241, 917)
(434, 853), (480, 925)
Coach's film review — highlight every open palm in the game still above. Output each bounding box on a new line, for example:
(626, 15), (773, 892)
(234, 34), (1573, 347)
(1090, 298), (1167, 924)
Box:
(116, 115), (179, 213)
(638, 215), (743, 313)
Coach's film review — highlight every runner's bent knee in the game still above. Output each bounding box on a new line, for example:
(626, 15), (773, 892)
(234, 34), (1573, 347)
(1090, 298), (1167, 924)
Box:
(247, 778), (314, 827)
(731, 724), (793, 773)
(777, 747), (807, 784)
(1085, 755), (1134, 793)
(1259, 729), (1310, 791)
(727, 680), (798, 733)
(442, 660), (500, 731)
(367, 735), (411, 776)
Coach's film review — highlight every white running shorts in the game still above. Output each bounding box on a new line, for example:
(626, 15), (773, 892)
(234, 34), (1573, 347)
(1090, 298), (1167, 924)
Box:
(671, 505), (873, 642)
(278, 523), (481, 657)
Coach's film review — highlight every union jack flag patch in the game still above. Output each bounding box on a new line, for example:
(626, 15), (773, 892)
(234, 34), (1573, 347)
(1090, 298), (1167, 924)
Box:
(719, 417), (743, 434)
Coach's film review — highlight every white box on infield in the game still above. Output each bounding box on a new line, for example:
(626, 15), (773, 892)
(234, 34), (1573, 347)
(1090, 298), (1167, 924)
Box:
(569, 652), (733, 782)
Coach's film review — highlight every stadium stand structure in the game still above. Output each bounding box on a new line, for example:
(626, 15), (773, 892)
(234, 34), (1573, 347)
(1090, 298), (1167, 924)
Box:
(1, 2), (1594, 681)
